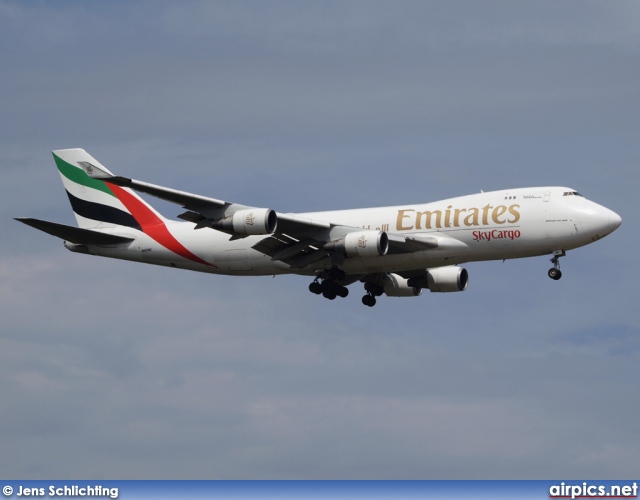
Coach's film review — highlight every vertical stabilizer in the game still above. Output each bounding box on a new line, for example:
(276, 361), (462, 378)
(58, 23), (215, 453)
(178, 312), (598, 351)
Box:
(53, 149), (165, 230)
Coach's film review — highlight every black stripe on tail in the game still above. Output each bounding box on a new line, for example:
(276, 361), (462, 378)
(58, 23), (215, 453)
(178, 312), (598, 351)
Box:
(66, 191), (142, 231)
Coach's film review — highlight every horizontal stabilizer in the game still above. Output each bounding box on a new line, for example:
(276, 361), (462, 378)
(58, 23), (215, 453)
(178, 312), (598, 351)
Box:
(15, 218), (134, 245)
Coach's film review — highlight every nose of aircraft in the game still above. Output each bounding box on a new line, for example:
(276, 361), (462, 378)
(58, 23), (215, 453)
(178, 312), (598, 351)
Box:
(579, 202), (622, 237)
(608, 210), (622, 232)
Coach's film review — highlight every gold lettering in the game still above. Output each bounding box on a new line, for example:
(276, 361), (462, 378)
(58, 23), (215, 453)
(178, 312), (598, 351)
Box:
(453, 208), (466, 227)
(481, 204), (493, 225)
(507, 204), (521, 223)
(397, 203), (519, 231)
(463, 207), (479, 226)
(492, 205), (507, 224)
(416, 210), (442, 229)
(396, 209), (414, 231)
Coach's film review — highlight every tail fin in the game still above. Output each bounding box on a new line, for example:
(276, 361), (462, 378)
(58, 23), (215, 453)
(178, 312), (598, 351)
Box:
(54, 149), (165, 230)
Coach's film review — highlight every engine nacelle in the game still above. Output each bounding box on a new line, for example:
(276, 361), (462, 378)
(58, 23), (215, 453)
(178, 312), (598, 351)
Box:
(408, 266), (469, 293)
(383, 273), (422, 297)
(64, 241), (90, 254)
(211, 208), (277, 235)
(324, 230), (389, 258)
(427, 266), (468, 292)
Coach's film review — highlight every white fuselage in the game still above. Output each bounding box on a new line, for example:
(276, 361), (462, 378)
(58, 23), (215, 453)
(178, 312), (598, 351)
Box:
(78, 186), (620, 276)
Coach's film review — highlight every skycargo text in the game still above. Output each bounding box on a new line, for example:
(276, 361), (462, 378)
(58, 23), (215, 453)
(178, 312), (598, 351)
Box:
(472, 229), (521, 242)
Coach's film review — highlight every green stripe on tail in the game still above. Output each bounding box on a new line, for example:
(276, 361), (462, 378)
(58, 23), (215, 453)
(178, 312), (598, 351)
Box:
(53, 153), (115, 197)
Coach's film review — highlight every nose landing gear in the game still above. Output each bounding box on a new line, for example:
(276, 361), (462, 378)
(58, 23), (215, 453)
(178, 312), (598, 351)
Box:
(548, 250), (566, 280)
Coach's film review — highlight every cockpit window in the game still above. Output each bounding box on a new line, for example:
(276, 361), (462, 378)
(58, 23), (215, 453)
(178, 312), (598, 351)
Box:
(563, 191), (584, 197)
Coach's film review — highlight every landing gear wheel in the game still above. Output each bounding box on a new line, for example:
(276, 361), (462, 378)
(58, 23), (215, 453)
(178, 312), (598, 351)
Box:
(323, 289), (337, 300)
(311, 270), (350, 300)
(362, 294), (376, 307)
(364, 282), (384, 297)
(548, 268), (562, 280)
(548, 250), (565, 281)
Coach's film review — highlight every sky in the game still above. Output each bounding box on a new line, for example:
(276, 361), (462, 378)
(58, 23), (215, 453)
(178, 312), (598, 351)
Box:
(1, 0), (639, 479)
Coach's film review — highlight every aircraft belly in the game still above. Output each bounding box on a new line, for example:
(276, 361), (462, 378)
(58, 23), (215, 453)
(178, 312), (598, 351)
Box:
(217, 249), (253, 271)
(217, 251), (290, 275)
(339, 251), (458, 274)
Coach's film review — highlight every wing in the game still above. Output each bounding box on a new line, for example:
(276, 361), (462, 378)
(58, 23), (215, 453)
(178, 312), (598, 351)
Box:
(77, 160), (457, 267)
(78, 160), (330, 230)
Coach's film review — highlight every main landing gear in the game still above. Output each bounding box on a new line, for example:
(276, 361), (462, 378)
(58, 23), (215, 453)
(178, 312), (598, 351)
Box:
(361, 281), (383, 307)
(308, 269), (384, 307)
(309, 268), (349, 301)
(548, 250), (566, 280)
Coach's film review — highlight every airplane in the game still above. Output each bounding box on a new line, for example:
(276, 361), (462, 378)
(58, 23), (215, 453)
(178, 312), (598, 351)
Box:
(16, 149), (622, 307)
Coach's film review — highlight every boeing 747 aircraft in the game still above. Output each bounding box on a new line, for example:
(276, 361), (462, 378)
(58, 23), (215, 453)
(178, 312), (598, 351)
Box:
(17, 149), (622, 306)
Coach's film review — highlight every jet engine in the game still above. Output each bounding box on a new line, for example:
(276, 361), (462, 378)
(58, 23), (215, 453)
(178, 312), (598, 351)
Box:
(324, 230), (389, 258)
(383, 273), (423, 297)
(210, 208), (277, 235)
(408, 266), (469, 293)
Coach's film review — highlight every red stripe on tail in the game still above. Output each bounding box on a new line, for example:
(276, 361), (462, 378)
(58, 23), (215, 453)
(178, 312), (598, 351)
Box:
(106, 183), (215, 268)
